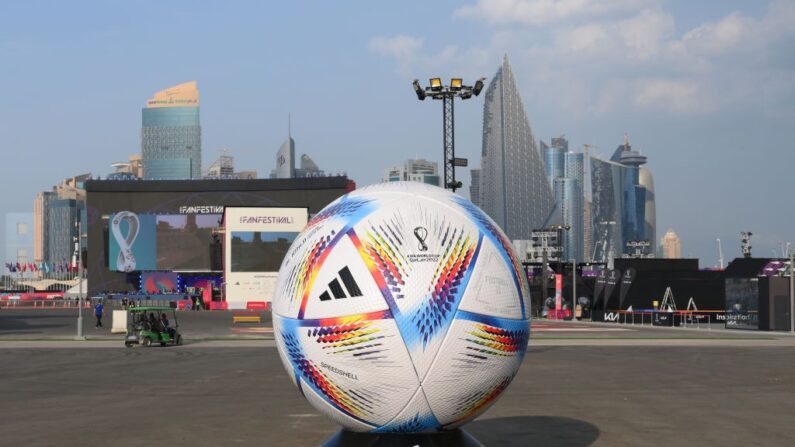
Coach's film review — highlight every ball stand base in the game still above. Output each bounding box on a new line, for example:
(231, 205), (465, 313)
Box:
(321, 428), (483, 447)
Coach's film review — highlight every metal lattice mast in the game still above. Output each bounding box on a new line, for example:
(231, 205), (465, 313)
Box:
(442, 95), (455, 191)
(412, 77), (485, 192)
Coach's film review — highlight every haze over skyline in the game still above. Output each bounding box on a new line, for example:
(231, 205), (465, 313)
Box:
(1, 0), (794, 264)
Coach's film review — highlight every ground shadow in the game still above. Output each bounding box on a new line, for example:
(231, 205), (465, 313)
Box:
(467, 415), (599, 447)
(0, 315), (68, 333)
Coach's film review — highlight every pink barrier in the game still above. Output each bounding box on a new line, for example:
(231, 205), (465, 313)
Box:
(246, 301), (270, 310)
(176, 299), (192, 310)
(0, 292), (63, 301)
(547, 309), (573, 320)
(209, 301), (228, 310)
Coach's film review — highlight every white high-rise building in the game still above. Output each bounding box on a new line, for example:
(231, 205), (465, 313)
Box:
(661, 230), (681, 259)
(382, 158), (440, 186)
(479, 55), (554, 240)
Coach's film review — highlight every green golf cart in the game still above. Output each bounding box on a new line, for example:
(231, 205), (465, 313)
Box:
(125, 306), (182, 347)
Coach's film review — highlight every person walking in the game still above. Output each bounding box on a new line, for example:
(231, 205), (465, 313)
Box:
(94, 301), (104, 328)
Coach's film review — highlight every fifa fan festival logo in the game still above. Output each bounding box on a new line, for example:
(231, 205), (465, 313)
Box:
(111, 211), (140, 272)
(413, 226), (429, 252)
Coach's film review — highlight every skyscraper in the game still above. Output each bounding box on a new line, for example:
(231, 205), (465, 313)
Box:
(204, 154), (235, 179)
(583, 199), (593, 261)
(469, 168), (481, 208)
(590, 156), (624, 265)
(562, 151), (584, 261)
(543, 139), (566, 186)
(590, 135), (656, 263)
(541, 135), (585, 262)
(142, 81), (201, 180)
(639, 167), (656, 254)
(479, 55), (554, 240)
(610, 135), (648, 249)
(274, 134), (295, 179)
(33, 174), (88, 265)
(554, 177), (583, 261)
(661, 230), (681, 258)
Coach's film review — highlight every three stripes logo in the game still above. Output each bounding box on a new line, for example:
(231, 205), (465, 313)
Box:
(319, 266), (363, 301)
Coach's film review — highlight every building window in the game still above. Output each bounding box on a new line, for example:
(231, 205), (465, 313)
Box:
(17, 248), (28, 263)
(17, 223), (28, 235)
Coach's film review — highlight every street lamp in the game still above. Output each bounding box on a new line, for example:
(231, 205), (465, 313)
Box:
(570, 257), (577, 320)
(412, 77), (486, 192)
(74, 218), (87, 341)
(790, 248), (794, 334)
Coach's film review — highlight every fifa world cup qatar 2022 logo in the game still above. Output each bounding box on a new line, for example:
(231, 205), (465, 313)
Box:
(111, 211), (140, 272)
(413, 226), (429, 251)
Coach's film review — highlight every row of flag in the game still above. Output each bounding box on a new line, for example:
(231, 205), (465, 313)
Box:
(4, 262), (80, 273)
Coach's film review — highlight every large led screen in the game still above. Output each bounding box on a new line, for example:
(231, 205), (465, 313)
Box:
(108, 212), (157, 272)
(155, 214), (221, 270)
(230, 231), (299, 272)
(108, 211), (221, 271)
(141, 271), (180, 294)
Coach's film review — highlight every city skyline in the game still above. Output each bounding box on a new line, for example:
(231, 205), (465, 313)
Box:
(1, 1), (794, 263)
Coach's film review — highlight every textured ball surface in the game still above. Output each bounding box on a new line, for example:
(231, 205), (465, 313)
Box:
(273, 182), (531, 432)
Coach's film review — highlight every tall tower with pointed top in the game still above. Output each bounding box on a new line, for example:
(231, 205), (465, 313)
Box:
(275, 116), (296, 179)
(479, 55), (554, 240)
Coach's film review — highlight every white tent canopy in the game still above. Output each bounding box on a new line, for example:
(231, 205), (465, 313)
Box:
(64, 279), (88, 298)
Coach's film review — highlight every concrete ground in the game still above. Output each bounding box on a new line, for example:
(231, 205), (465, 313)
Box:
(2, 309), (795, 446)
(1, 342), (795, 446)
(0, 308), (274, 340)
(0, 307), (775, 341)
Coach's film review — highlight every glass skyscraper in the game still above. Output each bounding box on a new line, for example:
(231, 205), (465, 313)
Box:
(590, 136), (656, 263)
(543, 137), (585, 262)
(142, 81), (201, 180)
(590, 156), (625, 265)
(610, 137), (651, 253)
(479, 55), (554, 240)
(543, 140), (565, 186)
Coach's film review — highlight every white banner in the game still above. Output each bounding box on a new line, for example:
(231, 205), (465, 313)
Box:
(223, 207), (308, 309)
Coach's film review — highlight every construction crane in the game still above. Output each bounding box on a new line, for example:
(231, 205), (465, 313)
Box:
(717, 238), (724, 269)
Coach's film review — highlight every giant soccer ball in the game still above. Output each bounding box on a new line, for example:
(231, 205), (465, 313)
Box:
(273, 182), (531, 432)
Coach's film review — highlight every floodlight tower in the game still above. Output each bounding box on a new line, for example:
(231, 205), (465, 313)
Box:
(413, 77), (485, 192)
(741, 231), (753, 258)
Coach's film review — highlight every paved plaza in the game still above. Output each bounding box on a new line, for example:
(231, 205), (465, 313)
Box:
(1, 309), (794, 446)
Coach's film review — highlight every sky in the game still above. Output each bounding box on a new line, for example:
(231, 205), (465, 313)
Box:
(1, 0), (794, 265)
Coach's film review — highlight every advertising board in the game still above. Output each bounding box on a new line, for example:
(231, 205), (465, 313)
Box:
(223, 207), (308, 309)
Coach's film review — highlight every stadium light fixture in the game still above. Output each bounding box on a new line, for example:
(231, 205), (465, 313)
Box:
(412, 79), (426, 100)
(473, 77), (485, 96)
(411, 76), (486, 192)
